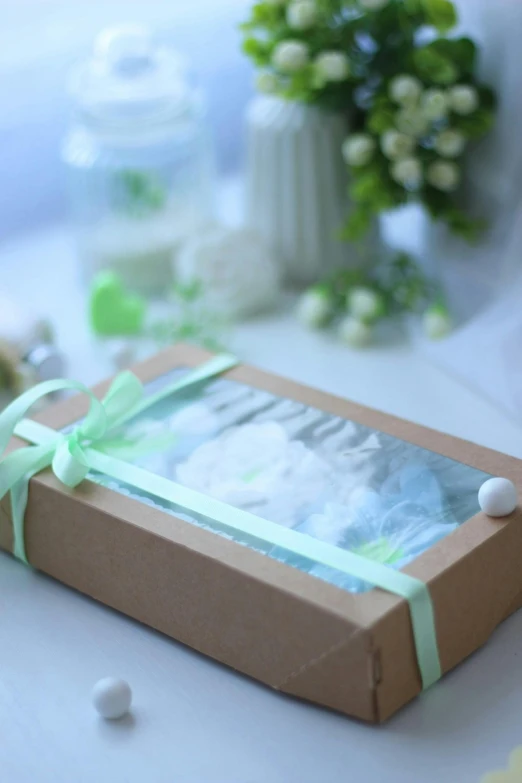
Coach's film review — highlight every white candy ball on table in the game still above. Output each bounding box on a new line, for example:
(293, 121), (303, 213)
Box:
(434, 129), (466, 158)
(427, 160), (460, 192)
(448, 84), (479, 116)
(338, 316), (373, 348)
(342, 134), (376, 166)
(272, 40), (309, 73)
(287, 0), (317, 30)
(391, 157), (423, 189)
(92, 677), (132, 720)
(314, 51), (350, 82)
(421, 88), (448, 121)
(389, 75), (423, 108)
(478, 478), (518, 518)
(380, 129), (414, 160)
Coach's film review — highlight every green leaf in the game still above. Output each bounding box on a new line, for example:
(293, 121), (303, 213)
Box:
(350, 169), (382, 202)
(242, 37), (271, 66)
(453, 108), (495, 139)
(339, 206), (372, 241)
(250, 2), (283, 26)
(368, 98), (395, 134)
(422, 0), (458, 32)
(413, 46), (458, 84)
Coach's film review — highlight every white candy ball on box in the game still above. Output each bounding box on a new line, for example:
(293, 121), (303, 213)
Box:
(92, 677), (132, 719)
(478, 478), (518, 518)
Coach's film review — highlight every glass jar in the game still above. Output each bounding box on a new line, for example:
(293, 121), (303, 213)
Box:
(62, 25), (215, 296)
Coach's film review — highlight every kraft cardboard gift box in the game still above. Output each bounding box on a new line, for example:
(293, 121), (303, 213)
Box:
(1, 343), (522, 723)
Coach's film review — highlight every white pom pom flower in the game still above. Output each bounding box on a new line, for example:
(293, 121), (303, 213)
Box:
(297, 288), (332, 327)
(338, 316), (373, 347)
(427, 160), (461, 192)
(177, 226), (280, 319)
(421, 88), (449, 121)
(391, 157), (423, 189)
(423, 306), (452, 339)
(380, 129), (415, 160)
(342, 134), (376, 166)
(359, 0), (389, 9)
(434, 129), (466, 158)
(389, 75), (423, 108)
(255, 72), (279, 95)
(347, 287), (384, 322)
(286, 0), (317, 30)
(448, 84), (479, 116)
(272, 40), (309, 73)
(395, 108), (430, 138)
(314, 51), (350, 82)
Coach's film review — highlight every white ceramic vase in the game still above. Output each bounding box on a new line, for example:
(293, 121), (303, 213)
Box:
(245, 96), (379, 287)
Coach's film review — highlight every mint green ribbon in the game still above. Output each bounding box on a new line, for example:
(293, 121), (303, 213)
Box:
(0, 354), (441, 690)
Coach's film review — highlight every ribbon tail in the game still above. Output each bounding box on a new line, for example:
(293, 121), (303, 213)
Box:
(0, 444), (54, 564)
(11, 455), (53, 565)
(11, 478), (30, 564)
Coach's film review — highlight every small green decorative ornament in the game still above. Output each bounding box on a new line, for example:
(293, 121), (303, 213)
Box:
(89, 272), (146, 336)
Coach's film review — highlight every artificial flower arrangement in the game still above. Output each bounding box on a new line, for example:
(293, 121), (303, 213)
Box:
(241, 0), (496, 344)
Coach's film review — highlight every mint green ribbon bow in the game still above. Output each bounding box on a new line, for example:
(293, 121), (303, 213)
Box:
(0, 354), (239, 565)
(0, 372), (143, 564)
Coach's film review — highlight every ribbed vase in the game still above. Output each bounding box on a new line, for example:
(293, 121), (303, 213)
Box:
(245, 95), (379, 287)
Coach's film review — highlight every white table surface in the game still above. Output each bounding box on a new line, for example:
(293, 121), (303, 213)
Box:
(2, 220), (522, 783)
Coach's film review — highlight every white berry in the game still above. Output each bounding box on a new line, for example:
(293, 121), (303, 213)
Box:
(478, 478), (518, 518)
(391, 157), (423, 189)
(287, 0), (317, 29)
(272, 40), (309, 73)
(297, 288), (332, 327)
(423, 307), (452, 339)
(314, 51), (350, 82)
(92, 677), (132, 720)
(389, 75), (423, 108)
(448, 84), (479, 116)
(380, 129), (415, 160)
(342, 134), (376, 166)
(338, 316), (373, 347)
(421, 88), (448, 121)
(347, 286), (383, 322)
(427, 160), (460, 192)
(255, 72), (279, 94)
(434, 129), (466, 158)
(395, 107), (430, 138)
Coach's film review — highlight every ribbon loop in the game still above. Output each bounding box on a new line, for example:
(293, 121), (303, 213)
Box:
(52, 436), (90, 488)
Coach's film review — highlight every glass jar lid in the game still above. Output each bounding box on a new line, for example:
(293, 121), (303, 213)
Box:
(69, 25), (194, 129)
